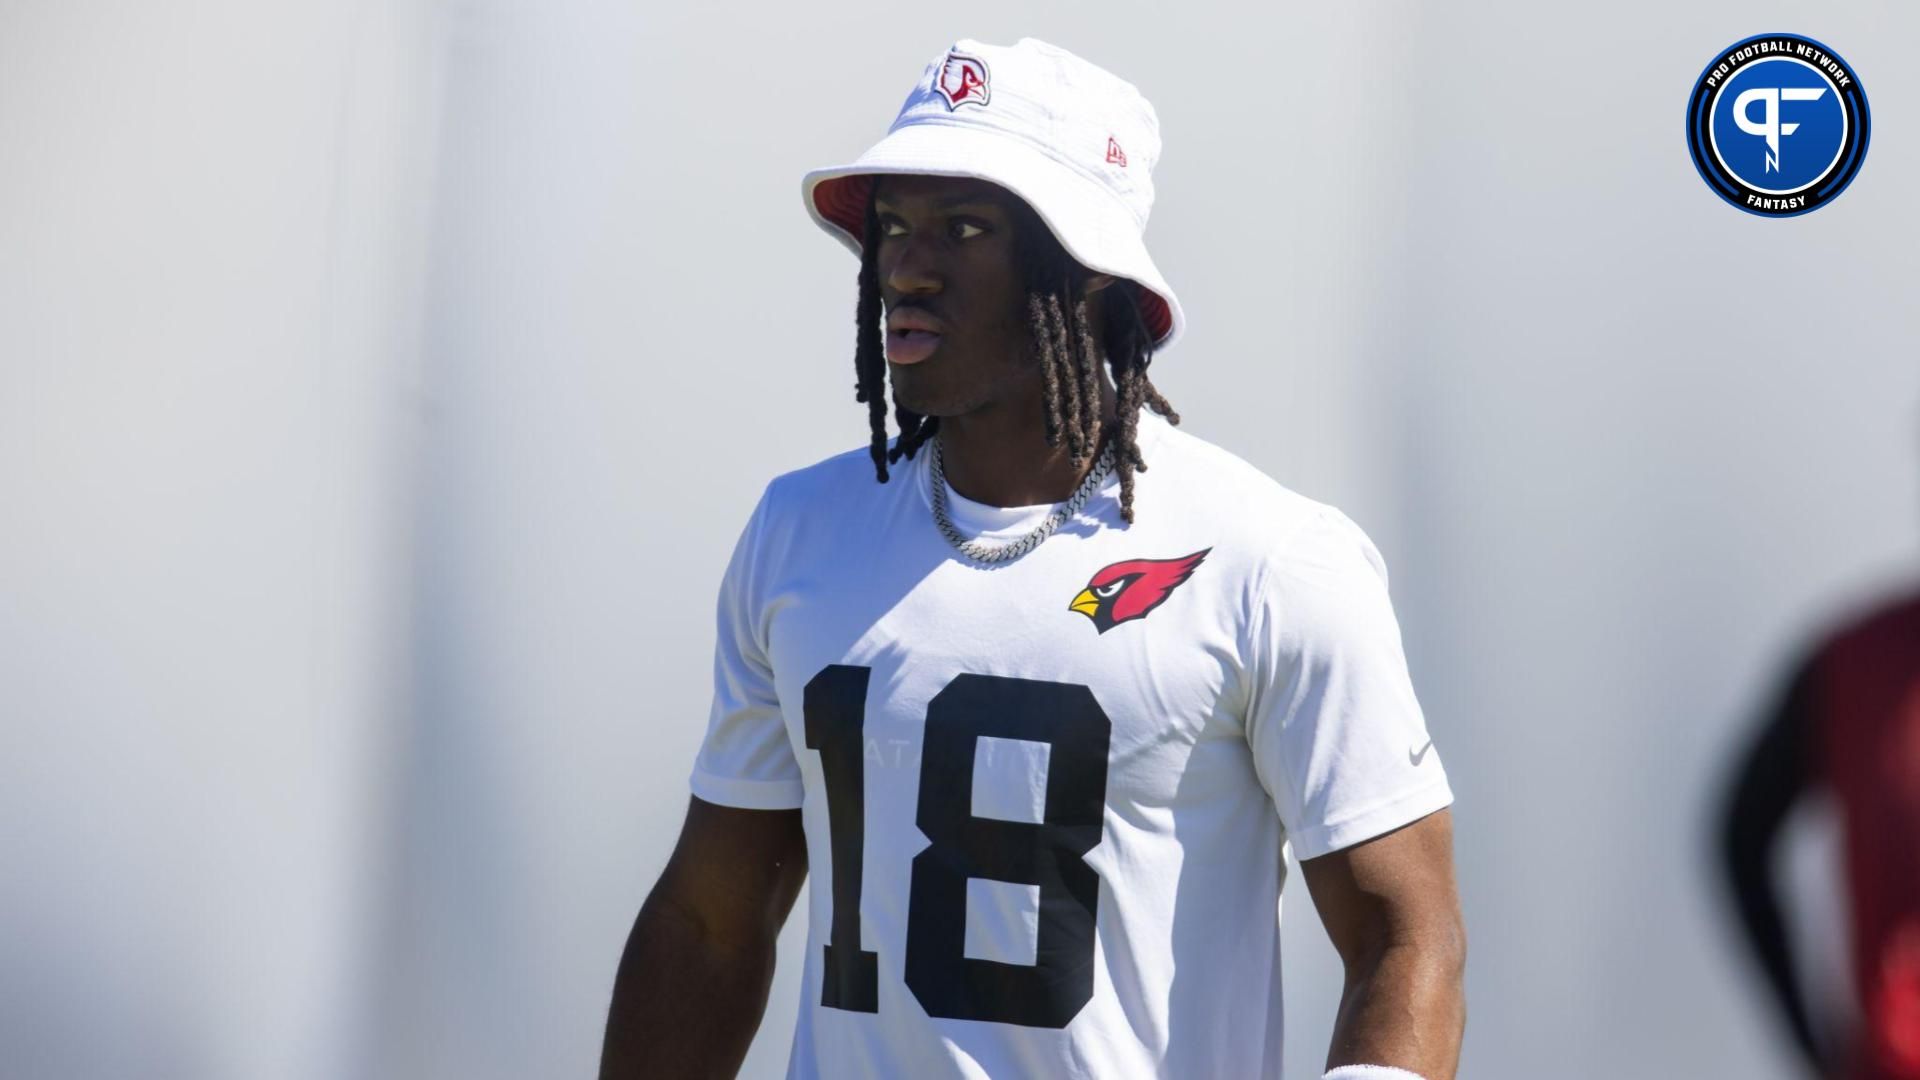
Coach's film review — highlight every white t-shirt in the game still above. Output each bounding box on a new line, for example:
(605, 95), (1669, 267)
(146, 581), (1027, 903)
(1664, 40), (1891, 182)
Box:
(689, 409), (1452, 1079)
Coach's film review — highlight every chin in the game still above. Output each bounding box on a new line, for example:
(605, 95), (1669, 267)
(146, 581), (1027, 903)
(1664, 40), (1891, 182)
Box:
(892, 393), (959, 420)
(888, 354), (1022, 421)
(887, 369), (959, 419)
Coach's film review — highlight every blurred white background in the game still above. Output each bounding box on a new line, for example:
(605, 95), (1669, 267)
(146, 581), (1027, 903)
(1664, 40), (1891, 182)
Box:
(1, 2), (1914, 1078)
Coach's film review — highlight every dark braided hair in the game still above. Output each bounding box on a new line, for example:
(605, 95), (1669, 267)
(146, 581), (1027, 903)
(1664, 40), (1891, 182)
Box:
(851, 183), (1181, 524)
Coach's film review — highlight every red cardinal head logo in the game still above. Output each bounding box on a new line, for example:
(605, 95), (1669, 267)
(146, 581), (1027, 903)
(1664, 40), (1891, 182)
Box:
(1069, 549), (1211, 634)
(935, 49), (990, 110)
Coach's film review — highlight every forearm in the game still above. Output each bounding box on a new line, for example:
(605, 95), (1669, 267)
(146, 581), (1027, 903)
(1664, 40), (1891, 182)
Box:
(1325, 938), (1465, 1080)
(599, 890), (781, 1080)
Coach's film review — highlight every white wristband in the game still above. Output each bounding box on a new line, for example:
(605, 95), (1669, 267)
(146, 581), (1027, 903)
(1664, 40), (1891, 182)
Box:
(1324, 1067), (1429, 1080)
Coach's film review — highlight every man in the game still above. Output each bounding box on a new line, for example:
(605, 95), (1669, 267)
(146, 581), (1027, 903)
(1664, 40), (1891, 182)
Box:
(1721, 589), (1920, 1080)
(602, 37), (1465, 1079)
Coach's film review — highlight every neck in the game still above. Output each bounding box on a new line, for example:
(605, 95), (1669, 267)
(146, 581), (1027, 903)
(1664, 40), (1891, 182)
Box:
(937, 374), (1121, 508)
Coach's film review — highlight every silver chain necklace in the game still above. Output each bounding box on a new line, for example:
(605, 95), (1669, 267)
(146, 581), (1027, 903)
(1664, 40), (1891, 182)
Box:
(928, 433), (1116, 564)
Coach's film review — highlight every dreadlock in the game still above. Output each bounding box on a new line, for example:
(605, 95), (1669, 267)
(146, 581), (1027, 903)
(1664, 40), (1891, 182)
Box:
(850, 184), (1181, 524)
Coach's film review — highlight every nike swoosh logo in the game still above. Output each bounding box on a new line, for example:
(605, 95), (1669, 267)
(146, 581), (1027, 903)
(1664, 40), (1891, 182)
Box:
(1409, 740), (1434, 766)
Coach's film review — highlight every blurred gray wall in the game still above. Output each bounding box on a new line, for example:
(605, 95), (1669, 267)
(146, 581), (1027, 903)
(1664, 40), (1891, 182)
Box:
(2, 1), (1914, 1078)
(0, 2), (441, 1078)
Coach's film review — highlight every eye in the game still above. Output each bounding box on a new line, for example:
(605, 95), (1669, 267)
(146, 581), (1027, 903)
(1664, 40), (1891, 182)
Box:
(876, 214), (988, 240)
(1094, 579), (1125, 599)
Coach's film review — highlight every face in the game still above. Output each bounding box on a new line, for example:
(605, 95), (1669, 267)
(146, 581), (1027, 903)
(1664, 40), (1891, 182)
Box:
(871, 175), (1039, 419)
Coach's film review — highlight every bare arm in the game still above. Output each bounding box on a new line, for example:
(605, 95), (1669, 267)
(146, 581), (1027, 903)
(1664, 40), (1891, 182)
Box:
(599, 796), (808, 1080)
(1300, 808), (1466, 1080)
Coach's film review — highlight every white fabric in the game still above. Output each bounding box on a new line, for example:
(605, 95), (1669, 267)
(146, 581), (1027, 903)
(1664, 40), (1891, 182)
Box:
(691, 410), (1452, 1079)
(801, 36), (1186, 350)
(1324, 1067), (1430, 1080)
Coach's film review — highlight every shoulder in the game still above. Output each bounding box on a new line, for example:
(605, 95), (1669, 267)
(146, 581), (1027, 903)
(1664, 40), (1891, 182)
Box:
(1835, 585), (1920, 639)
(1812, 583), (1920, 670)
(1140, 417), (1383, 588)
(732, 439), (920, 567)
(1137, 421), (1400, 662)
(754, 439), (905, 516)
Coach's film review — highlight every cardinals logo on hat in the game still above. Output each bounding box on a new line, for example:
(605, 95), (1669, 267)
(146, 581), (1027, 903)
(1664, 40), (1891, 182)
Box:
(935, 49), (990, 110)
(1069, 549), (1210, 634)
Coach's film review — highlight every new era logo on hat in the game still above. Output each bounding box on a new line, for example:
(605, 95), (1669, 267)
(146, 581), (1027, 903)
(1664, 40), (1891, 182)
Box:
(802, 37), (1185, 351)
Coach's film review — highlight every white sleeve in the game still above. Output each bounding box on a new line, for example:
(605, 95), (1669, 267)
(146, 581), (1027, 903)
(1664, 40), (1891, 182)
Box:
(1243, 507), (1453, 860)
(687, 484), (806, 810)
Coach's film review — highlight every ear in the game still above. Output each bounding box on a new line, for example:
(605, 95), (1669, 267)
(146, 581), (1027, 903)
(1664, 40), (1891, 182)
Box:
(1084, 272), (1117, 295)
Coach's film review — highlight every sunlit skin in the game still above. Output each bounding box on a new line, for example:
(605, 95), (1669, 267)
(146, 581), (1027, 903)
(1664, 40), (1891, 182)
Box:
(872, 174), (1119, 509)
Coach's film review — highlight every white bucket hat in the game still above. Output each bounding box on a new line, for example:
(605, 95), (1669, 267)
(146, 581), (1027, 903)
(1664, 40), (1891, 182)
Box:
(802, 37), (1185, 352)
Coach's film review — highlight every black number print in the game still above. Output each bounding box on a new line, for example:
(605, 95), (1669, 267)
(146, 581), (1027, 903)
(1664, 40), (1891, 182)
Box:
(802, 666), (1112, 1029)
(905, 674), (1111, 1028)
(802, 664), (879, 1012)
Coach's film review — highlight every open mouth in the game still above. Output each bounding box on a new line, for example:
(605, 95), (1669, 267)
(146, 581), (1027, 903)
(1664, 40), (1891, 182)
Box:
(886, 328), (943, 365)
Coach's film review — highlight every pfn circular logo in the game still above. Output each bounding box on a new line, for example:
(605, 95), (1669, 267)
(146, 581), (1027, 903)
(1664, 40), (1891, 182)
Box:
(1686, 34), (1870, 217)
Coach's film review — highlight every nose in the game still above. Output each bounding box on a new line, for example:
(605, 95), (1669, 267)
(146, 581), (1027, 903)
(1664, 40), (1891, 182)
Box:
(883, 229), (943, 298)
